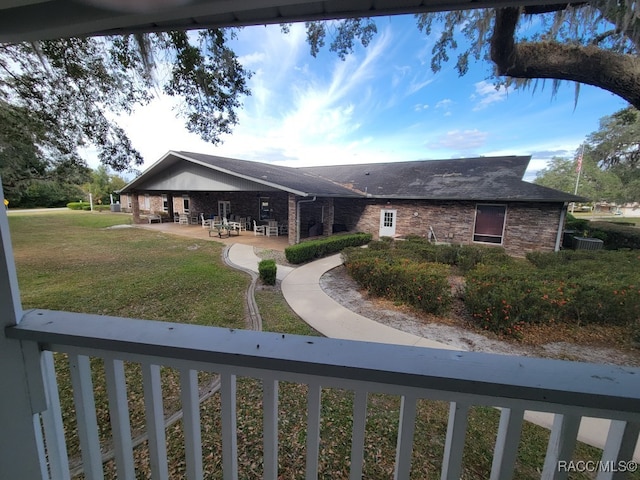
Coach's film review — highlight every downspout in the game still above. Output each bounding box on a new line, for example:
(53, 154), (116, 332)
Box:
(296, 196), (317, 244)
(554, 202), (568, 252)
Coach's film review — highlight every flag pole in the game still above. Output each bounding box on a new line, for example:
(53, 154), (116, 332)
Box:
(571, 144), (584, 213)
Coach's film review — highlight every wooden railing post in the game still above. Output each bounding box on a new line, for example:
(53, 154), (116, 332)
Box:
(0, 185), (48, 479)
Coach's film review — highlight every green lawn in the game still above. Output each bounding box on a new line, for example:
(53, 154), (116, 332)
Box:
(10, 212), (249, 327)
(8, 211), (627, 479)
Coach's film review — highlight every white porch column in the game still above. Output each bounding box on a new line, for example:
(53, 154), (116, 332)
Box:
(0, 184), (48, 478)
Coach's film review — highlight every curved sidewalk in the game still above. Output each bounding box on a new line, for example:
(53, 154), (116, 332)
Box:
(280, 253), (459, 350)
(227, 244), (638, 460)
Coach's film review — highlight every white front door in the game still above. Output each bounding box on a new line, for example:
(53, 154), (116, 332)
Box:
(379, 209), (397, 238)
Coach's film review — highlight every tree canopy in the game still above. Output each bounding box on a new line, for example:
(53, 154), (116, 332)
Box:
(534, 155), (624, 203)
(0, 30), (250, 204)
(305, 2), (640, 108)
(535, 106), (640, 203)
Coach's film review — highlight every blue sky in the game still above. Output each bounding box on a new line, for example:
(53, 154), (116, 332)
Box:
(110, 15), (629, 182)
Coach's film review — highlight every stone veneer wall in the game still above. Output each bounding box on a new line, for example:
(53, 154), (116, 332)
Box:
(333, 198), (563, 256)
(502, 202), (563, 255)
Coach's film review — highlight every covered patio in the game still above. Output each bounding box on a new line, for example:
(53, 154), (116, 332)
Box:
(136, 221), (291, 251)
(119, 151), (361, 245)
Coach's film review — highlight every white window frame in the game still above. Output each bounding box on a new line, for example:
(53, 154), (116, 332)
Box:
(162, 194), (169, 212)
(182, 195), (190, 214)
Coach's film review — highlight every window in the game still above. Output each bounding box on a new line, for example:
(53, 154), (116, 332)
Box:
(259, 197), (270, 220)
(383, 211), (394, 227)
(142, 194), (150, 210)
(162, 194), (169, 212)
(182, 195), (190, 213)
(473, 204), (506, 244)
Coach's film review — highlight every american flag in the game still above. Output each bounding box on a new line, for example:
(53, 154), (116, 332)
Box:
(576, 150), (583, 173)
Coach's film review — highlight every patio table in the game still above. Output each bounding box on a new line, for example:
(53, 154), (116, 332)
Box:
(209, 223), (241, 238)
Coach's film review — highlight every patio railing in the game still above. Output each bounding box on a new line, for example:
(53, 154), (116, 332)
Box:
(7, 309), (640, 480)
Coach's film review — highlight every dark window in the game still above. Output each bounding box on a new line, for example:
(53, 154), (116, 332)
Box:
(473, 204), (506, 244)
(259, 198), (270, 221)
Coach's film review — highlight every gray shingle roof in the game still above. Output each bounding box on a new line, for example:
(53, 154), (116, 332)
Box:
(300, 156), (584, 202)
(179, 152), (362, 197)
(122, 152), (584, 203)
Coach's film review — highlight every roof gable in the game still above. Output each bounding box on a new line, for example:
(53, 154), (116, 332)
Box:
(121, 151), (362, 197)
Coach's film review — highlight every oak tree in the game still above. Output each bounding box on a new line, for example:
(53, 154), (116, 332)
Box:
(305, 2), (640, 108)
(0, 30), (250, 204)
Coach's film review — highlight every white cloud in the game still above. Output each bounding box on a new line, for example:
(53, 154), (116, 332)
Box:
(427, 129), (488, 150)
(435, 98), (452, 109)
(406, 76), (434, 95)
(93, 18), (624, 178)
(237, 51), (266, 67)
(471, 80), (509, 110)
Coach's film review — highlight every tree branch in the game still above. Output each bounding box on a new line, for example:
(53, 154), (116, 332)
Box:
(491, 7), (640, 108)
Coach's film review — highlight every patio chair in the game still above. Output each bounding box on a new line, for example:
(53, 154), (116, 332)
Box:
(200, 213), (212, 228)
(266, 220), (278, 236)
(253, 220), (266, 236)
(173, 213), (180, 224)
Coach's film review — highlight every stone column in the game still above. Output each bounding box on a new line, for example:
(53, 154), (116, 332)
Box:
(322, 197), (334, 236)
(287, 194), (297, 245)
(131, 191), (142, 224)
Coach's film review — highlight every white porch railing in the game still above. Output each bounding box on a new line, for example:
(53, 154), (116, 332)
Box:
(6, 309), (640, 480)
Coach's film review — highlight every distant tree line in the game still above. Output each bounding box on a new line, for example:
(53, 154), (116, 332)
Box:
(2, 163), (127, 209)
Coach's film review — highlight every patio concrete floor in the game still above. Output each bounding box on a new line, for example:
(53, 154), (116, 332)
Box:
(136, 221), (291, 250)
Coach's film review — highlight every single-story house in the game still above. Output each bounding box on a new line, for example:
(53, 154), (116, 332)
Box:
(119, 151), (584, 256)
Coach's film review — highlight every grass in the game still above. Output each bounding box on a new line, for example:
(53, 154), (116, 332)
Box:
(255, 285), (321, 336)
(11, 212), (248, 326)
(8, 211), (635, 479)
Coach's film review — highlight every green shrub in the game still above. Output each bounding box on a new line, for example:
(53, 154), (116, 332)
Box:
(67, 202), (89, 210)
(588, 221), (640, 250)
(285, 233), (372, 264)
(565, 213), (589, 233)
(345, 254), (452, 316)
(465, 251), (640, 337)
(258, 259), (277, 285)
(367, 240), (392, 251)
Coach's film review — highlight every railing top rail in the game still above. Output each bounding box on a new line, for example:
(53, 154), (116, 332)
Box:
(8, 309), (640, 415)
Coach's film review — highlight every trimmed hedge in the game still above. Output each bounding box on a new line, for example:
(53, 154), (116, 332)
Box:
(258, 259), (277, 285)
(588, 221), (640, 250)
(565, 214), (640, 250)
(344, 253), (452, 316)
(284, 233), (372, 264)
(67, 202), (90, 210)
(368, 237), (511, 273)
(466, 250), (640, 337)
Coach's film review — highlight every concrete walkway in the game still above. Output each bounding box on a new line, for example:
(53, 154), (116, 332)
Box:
(226, 243), (639, 461)
(281, 253), (459, 350)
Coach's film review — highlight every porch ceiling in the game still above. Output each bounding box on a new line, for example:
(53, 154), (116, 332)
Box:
(1, 0), (566, 43)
